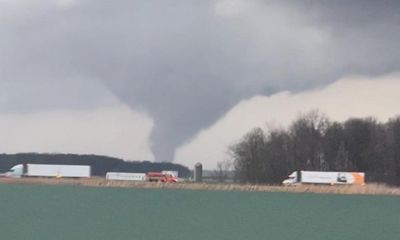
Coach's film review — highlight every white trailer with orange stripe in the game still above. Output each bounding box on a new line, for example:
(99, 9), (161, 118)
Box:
(283, 171), (365, 185)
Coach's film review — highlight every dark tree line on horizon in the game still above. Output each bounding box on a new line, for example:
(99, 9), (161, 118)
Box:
(230, 111), (400, 186)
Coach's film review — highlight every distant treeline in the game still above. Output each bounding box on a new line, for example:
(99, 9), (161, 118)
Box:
(0, 153), (191, 177)
(230, 111), (400, 185)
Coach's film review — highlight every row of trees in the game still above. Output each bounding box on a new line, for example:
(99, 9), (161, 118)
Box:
(229, 111), (400, 185)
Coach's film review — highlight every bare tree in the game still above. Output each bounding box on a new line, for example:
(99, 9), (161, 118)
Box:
(213, 159), (233, 183)
(230, 128), (266, 183)
(289, 110), (330, 171)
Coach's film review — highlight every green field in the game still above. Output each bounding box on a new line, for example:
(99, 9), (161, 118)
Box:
(0, 184), (399, 240)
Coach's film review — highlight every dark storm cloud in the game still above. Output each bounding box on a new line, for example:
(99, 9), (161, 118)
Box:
(285, 0), (400, 76)
(1, 0), (399, 161)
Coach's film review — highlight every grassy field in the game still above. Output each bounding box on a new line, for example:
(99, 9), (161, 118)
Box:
(0, 183), (399, 240)
(1, 177), (400, 195)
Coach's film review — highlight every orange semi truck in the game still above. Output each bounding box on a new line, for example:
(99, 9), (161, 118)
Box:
(283, 171), (365, 185)
(146, 172), (178, 183)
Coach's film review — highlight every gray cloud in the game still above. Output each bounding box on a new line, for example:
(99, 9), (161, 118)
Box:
(1, 0), (399, 161)
(0, 78), (117, 113)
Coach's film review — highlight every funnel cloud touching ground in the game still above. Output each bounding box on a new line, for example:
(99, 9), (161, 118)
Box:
(1, 1), (400, 162)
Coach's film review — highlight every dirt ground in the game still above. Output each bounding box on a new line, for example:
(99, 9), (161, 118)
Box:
(1, 177), (399, 196)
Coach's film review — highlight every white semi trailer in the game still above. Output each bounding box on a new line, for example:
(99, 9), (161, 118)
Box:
(5, 164), (91, 178)
(283, 171), (365, 185)
(106, 172), (146, 181)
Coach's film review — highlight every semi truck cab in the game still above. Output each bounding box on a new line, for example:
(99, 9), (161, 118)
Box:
(5, 164), (24, 178)
(282, 171), (299, 185)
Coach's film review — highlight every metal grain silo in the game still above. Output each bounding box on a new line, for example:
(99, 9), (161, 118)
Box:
(194, 162), (203, 182)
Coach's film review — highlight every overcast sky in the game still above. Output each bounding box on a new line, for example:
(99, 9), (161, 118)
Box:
(1, 0), (400, 169)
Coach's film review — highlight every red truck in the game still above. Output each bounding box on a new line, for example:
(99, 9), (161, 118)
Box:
(146, 172), (177, 183)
